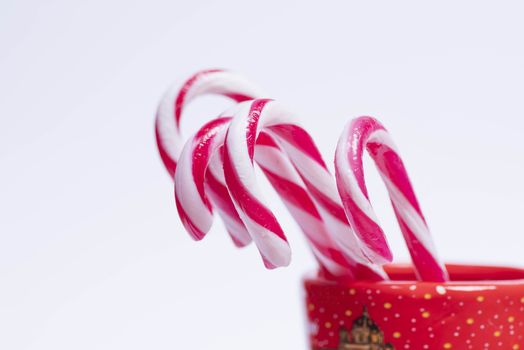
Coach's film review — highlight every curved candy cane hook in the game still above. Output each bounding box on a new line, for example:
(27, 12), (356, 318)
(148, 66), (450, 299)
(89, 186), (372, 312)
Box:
(335, 116), (449, 281)
(155, 69), (264, 247)
(223, 99), (384, 275)
(155, 69), (264, 176)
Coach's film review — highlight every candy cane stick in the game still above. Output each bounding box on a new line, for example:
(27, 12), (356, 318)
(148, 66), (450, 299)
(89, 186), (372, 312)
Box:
(174, 117), (246, 243)
(175, 117), (293, 269)
(257, 136), (385, 278)
(156, 69), (264, 246)
(254, 133), (361, 277)
(176, 113), (384, 279)
(157, 71), (385, 279)
(335, 116), (449, 282)
(223, 99), (388, 274)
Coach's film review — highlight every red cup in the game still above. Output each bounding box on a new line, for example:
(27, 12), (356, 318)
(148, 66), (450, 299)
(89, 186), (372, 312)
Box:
(304, 264), (524, 350)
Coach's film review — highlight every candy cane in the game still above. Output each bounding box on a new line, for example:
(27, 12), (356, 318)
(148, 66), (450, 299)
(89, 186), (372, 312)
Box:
(258, 134), (386, 279)
(174, 117), (247, 244)
(157, 71), (385, 279)
(175, 116), (294, 268)
(156, 69), (264, 246)
(175, 112), (384, 279)
(223, 99), (388, 275)
(155, 69), (264, 176)
(156, 69), (369, 274)
(334, 116), (449, 282)
(254, 133), (363, 277)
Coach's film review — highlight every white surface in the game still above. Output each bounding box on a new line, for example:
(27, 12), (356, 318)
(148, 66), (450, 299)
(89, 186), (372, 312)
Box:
(1, 1), (524, 349)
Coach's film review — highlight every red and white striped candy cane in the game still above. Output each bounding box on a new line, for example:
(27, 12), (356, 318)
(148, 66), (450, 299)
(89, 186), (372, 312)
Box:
(335, 116), (449, 282)
(253, 132), (364, 277)
(174, 117), (251, 245)
(156, 69), (263, 246)
(155, 69), (263, 176)
(176, 110), (384, 279)
(175, 116), (294, 269)
(262, 139), (386, 278)
(223, 99), (388, 276)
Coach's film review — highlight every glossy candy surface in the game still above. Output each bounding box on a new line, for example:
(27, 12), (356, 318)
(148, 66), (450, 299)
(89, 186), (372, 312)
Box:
(224, 99), (384, 278)
(335, 117), (448, 282)
(156, 69), (449, 282)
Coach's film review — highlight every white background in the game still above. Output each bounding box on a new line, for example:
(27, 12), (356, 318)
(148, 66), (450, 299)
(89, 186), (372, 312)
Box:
(1, 1), (524, 349)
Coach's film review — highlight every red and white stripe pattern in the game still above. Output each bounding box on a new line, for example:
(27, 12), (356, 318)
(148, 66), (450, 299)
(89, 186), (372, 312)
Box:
(256, 134), (385, 279)
(177, 106), (382, 278)
(157, 70), (380, 277)
(157, 70), (447, 281)
(253, 132), (358, 276)
(155, 69), (264, 177)
(174, 116), (295, 269)
(223, 99), (386, 277)
(156, 69), (263, 246)
(174, 117), (251, 246)
(335, 116), (449, 282)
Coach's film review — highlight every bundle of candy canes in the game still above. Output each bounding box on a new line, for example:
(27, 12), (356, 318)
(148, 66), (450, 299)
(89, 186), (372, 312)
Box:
(156, 69), (449, 283)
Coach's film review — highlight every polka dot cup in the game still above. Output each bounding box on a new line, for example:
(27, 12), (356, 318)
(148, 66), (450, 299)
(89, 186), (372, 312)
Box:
(304, 264), (524, 350)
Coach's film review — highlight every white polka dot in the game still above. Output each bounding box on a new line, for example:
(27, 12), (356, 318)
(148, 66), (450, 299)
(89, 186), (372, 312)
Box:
(436, 285), (446, 295)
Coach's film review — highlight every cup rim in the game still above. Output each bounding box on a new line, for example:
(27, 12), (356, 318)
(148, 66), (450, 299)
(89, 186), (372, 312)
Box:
(304, 263), (524, 287)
